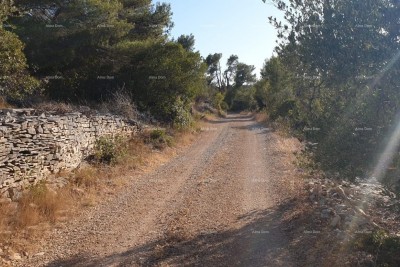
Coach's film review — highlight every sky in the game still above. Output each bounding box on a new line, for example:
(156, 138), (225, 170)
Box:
(162, 0), (285, 78)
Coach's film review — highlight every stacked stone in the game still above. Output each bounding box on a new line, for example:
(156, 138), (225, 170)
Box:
(0, 109), (139, 199)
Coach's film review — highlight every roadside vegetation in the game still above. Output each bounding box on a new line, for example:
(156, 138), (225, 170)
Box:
(258, 0), (400, 265)
(259, 0), (400, 183)
(1, 0), (400, 265)
(2, 0), (398, 182)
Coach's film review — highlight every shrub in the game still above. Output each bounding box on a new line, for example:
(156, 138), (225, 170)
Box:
(270, 99), (296, 120)
(353, 229), (400, 266)
(212, 92), (225, 110)
(99, 91), (139, 120)
(220, 101), (229, 111)
(0, 27), (40, 101)
(33, 101), (75, 114)
(231, 86), (258, 111)
(93, 136), (127, 165)
(170, 97), (193, 130)
(147, 129), (173, 149)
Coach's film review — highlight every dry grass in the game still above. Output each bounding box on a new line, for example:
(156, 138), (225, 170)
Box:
(0, 203), (14, 232)
(80, 190), (99, 207)
(0, 96), (12, 109)
(72, 167), (99, 188)
(0, 184), (75, 259)
(98, 91), (139, 120)
(254, 112), (268, 123)
(173, 129), (198, 147)
(0, 183), (73, 238)
(122, 136), (151, 163)
(33, 101), (75, 114)
(15, 183), (72, 228)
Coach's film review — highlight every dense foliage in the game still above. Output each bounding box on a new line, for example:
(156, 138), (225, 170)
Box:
(3, 0), (206, 126)
(204, 53), (257, 111)
(262, 0), (400, 182)
(0, 0), (39, 101)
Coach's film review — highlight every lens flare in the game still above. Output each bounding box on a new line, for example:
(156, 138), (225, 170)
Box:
(332, 50), (400, 261)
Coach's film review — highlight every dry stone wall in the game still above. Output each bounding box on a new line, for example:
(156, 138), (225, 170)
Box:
(0, 109), (140, 199)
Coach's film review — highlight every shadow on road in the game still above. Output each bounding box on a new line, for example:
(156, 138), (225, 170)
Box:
(45, 198), (316, 267)
(203, 114), (255, 124)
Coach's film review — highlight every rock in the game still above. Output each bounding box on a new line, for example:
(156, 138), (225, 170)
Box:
(335, 204), (347, 213)
(331, 186), (348, 200)
(2, 259), (11, 266)
(321, 208), (332, 219)
(27, 127), (36, 135)
(9, 252), (22, 261)
(29, 203), (39, 209)
(34, 252), (45, 257)
(335, 229), (346, 239)
(356, 217), (369, 227)
(330, 215), (341, 227)
(345, 215), (354, 223)
(8, 188), (22, 201)
(72, 188), (85, 196)
(0, 198), (11, 204)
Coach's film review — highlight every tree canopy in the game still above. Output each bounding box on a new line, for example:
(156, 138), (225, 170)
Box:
(262, 0), (400, 179)
(0, 0), (39, 101)
(2, 0), (206, 127)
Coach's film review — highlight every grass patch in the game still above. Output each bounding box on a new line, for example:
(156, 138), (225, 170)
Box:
(72, 167), (99, 188)
(16, 183), (70, 227)
(112, 137), (151, 169)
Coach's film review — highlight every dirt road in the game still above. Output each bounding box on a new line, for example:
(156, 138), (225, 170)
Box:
(20, 114), (302, 267)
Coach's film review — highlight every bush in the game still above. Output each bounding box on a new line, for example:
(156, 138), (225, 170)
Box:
(33, 101), (75, 114)
(93, 136), (127, 165)
(212, 92), (225, 110)
(147, 128), (173, 149)
(231, 86), (258, 111)
(270, 99), (296, 120)
(0, 27), (40, 101)
(170, 97), (193, 130)
(220, 101), (229, 111)
(99, 91), (139, 120)
(353, 229), (400, 266)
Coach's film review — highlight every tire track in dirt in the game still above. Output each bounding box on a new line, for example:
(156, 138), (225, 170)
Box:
(18, 114), (301, 267)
